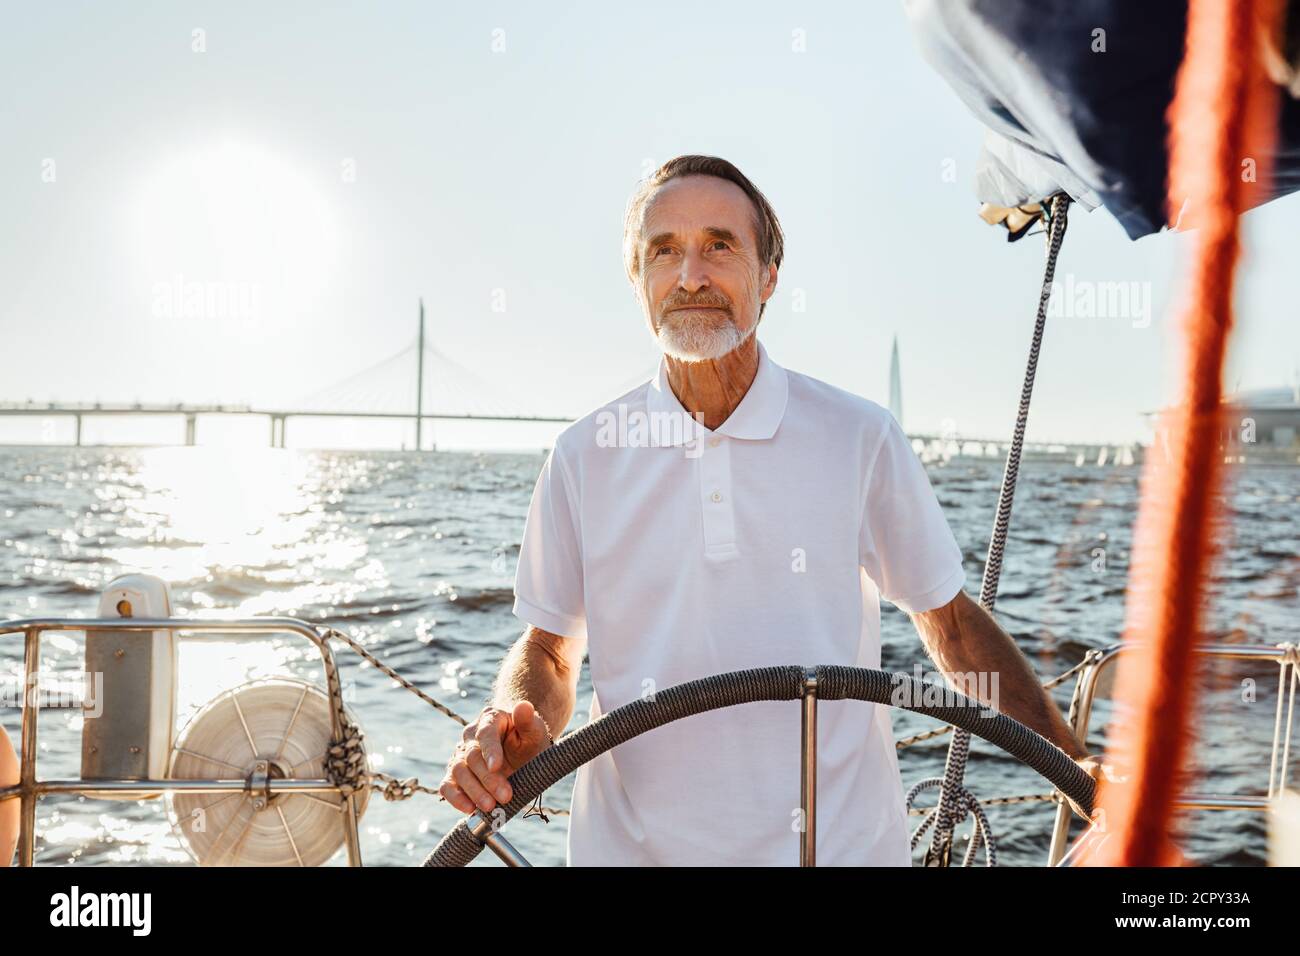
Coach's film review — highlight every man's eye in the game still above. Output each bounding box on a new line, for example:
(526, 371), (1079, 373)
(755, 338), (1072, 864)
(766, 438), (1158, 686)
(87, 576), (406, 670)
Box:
(653, 247), (673, 257)
(711, 240), (730, 250)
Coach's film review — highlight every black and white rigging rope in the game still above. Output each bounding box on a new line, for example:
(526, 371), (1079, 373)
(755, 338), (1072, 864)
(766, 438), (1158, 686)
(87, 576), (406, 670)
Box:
(922, 193), (1072, 867)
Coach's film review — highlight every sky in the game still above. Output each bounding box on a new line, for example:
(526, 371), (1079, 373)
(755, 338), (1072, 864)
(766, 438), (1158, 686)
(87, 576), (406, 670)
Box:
(2, 0), (1298, 450)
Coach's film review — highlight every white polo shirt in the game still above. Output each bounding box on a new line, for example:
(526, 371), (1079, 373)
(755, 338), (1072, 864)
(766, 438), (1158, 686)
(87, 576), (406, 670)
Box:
(512, 338), (966, 866)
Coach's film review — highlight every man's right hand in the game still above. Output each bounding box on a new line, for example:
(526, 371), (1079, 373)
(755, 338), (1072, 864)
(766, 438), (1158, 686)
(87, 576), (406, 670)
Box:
(438, 700), (552, 815)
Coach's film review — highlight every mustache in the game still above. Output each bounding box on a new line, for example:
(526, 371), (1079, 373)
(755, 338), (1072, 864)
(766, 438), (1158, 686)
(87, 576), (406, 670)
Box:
(662, 295), (731, 311)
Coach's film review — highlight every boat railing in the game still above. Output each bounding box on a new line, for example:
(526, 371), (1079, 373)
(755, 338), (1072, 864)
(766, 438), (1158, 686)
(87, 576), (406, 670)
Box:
(3, 616), (1295, 867)
(1047, 641), (1298, 865)
(0, 616), (365, 867)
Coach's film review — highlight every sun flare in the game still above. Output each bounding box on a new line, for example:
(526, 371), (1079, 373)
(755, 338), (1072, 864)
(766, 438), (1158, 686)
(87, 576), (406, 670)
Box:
(129, 140), (340, 329)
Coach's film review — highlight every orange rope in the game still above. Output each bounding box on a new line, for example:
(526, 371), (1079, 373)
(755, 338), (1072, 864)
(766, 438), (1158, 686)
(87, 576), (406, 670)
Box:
(1082, 0), (1283, 867)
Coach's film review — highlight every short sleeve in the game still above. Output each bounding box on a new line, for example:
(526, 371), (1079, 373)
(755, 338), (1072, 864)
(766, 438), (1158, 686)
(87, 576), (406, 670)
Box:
(859, 416), (966, 613)
(512, 442), (587, 640)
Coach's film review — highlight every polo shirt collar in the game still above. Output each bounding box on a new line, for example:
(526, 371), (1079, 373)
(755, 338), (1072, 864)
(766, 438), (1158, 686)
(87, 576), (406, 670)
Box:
(646, 338), (790, 442)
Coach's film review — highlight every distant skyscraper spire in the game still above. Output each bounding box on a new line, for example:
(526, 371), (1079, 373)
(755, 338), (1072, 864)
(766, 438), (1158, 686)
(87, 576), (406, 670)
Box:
(889, 334), (904, 428)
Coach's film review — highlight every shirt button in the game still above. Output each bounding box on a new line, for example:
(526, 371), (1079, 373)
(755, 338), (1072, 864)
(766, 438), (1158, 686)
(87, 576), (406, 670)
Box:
(708, 437), (721, 447)
(711, 490), (723, 503)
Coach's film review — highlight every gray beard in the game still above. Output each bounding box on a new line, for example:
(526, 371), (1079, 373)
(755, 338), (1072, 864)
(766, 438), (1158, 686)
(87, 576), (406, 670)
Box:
(656, 311), (754, 361)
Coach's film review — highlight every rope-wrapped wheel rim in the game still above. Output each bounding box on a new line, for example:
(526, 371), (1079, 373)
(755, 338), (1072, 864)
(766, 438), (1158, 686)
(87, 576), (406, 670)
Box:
(423, 664), (1095, 867)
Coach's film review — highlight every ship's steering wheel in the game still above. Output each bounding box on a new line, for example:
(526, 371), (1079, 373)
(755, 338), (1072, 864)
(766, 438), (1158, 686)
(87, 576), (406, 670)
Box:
(423, 664), (1096, 867)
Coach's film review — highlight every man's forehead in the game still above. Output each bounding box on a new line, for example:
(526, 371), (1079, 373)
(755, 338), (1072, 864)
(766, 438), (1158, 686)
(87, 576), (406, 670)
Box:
(640, 176), (756, 239)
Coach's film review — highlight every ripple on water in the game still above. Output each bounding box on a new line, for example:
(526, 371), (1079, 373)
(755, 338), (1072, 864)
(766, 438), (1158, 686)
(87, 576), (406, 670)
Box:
(0, 449), (1291, 866)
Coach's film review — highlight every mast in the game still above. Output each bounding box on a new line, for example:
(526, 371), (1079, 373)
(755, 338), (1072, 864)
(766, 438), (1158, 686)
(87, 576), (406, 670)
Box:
(415, 298), (425, 451)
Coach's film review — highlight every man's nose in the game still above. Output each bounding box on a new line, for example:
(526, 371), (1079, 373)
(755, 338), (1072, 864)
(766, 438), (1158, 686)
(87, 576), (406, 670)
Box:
(677, 248), (711, 292)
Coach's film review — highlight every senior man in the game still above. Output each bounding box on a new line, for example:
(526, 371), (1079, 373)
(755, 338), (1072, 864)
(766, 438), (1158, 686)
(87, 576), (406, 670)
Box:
(439, 155), (1105, 866)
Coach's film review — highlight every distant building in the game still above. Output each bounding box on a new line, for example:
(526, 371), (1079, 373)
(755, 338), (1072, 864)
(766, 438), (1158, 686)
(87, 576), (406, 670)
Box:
(1143, 385), (1300, 462)
(1222, 386), (1300, 450)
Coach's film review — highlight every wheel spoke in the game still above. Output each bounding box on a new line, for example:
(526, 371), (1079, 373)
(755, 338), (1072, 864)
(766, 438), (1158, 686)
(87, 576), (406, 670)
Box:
(273, 684), (310, 765)
(277, 805), (305, 866)
(172, 746), (246, 774)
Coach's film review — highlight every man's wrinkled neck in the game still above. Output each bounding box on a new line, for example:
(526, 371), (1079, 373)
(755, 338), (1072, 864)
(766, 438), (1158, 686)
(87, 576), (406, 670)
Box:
(664, 335), (760, 432)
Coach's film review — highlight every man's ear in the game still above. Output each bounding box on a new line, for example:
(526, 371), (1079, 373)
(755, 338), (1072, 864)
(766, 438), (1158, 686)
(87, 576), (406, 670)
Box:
(761, 261), (778, 301)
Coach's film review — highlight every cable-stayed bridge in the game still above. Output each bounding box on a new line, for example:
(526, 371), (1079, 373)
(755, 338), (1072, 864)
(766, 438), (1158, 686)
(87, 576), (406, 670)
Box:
(0, 305), (661, 449)
(0, 307), (1142, 462)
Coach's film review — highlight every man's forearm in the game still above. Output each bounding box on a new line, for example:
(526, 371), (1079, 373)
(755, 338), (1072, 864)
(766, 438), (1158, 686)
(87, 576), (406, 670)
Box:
(490, 633), (577, 741)
(911, 592), (1089, 759)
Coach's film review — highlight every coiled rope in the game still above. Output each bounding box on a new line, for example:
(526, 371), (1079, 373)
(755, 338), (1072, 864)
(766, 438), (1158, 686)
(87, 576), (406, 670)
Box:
(314, 625), (572, 815)
(922, 192), (1072, 867)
